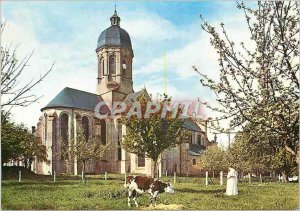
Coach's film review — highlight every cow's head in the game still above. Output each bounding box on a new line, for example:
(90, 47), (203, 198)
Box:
(164, 183), (175, 194)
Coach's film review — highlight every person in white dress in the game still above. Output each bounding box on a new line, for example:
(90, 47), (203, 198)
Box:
(226, 167), (238, 195)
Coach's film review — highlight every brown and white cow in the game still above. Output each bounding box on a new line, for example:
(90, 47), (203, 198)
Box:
(124, 175), (174, 207)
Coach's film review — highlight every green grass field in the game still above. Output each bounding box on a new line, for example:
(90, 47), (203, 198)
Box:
(1, 173), (299, 210)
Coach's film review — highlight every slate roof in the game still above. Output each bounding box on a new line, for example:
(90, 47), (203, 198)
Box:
(42, 87), (147, 113)
(183, 118), (203, 132)
(97, 25), (132, 52)
(189, 144), (206, 156)
(41, 87), (104, 112)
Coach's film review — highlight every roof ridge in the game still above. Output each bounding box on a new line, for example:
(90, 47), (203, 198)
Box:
(64, 87), (99, 96)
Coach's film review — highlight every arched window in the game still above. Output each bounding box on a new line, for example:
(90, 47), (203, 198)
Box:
(98, 58), (104, 78)
(109, 55), (116, 75)
(98, 60), (101, 78)
(60, 113), (69, 159)
(192, 158), (196, 166)
(82, 116), (89, 141)
(100, 119), (106, 145)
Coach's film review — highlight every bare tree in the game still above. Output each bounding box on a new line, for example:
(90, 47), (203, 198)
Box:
(59, 126), (110, 180)
(195, 2), (299, 164)
(122, 92), (190, 178)
(1, 21), (54, 112)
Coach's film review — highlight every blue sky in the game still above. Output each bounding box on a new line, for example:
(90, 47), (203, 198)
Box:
(2, 1), (251, 145)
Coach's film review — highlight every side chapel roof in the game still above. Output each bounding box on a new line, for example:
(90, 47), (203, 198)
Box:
(41, 87), (103, 112)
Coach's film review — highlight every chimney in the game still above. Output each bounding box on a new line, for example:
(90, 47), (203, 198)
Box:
(32, 126), (36, 134)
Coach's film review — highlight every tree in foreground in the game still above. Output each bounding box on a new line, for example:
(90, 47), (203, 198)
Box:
(1, 112), (48, 168)
(199, 144), (227, 174)
(59, 126), (109, 180)
(229, 123), (297, 182)
(122, 92), (190, 178)
(228, 129), (270, 182)
(195, 2), (299, 167)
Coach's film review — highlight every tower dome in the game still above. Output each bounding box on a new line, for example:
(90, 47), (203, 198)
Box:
(95, 9), (134, 101)
(96, 10), (132, 52)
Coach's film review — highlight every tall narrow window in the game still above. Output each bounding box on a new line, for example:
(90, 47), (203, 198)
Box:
(52, 116), (57, 150)
(102, 59), (105, 76)
(98, 58), (104, 78)
(197, 135), (202, 146)
(100, 120), (106, 145)
(118, 140), (122, 161)
(109, 55), (116, 75)
(52, 116), (57, 172)
(117, 124), (122, 161)
(44, 114), (47, 143)
(82, 116), (89, 141)
(98, 60), (101, 78)
(138, 154), (145, 167)
(60, 113), (69, 159)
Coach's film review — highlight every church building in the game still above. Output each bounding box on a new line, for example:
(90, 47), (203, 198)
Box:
(33, 10), (209, 176)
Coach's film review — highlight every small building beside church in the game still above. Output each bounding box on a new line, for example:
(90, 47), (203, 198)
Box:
(33, 10), (209, 176)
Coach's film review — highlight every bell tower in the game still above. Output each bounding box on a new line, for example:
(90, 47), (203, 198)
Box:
(96, 9), (134, 103)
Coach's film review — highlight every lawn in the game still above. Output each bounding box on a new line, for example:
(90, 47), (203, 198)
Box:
(1, 173), (299, 210)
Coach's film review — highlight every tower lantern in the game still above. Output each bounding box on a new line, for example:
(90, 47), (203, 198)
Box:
(110, 10), (121, 26)
(95, 9), (134, 102)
